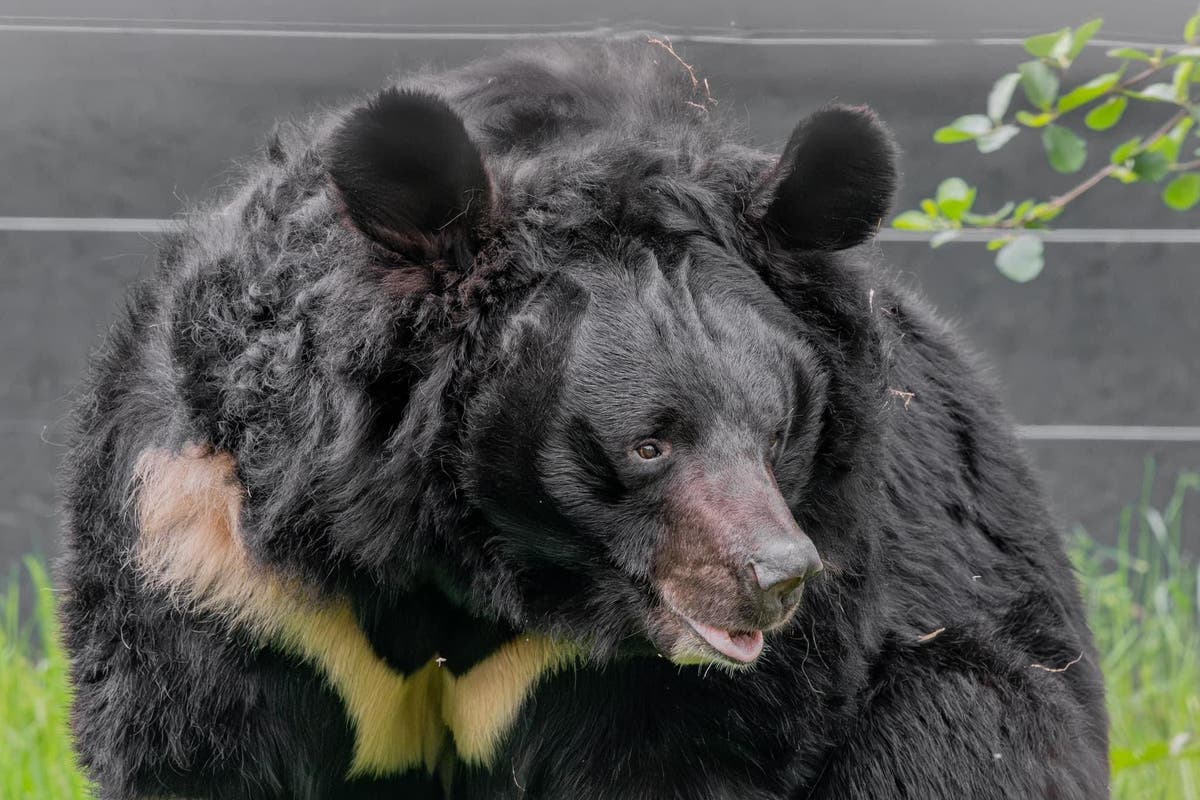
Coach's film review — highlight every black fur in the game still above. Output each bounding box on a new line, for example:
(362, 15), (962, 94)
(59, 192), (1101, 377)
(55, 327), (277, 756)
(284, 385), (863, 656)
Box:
(764, 105), (898, 251)
(327, 87), (489, 264)
(60, 39), (1108, 799)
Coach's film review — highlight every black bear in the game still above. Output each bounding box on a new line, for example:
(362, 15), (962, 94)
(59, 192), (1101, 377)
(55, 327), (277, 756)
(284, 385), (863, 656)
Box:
(60, 38), (1108, 799)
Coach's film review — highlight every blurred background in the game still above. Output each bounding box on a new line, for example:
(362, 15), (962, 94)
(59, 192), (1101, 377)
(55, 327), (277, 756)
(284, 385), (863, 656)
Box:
(1, 0), (1198, 575)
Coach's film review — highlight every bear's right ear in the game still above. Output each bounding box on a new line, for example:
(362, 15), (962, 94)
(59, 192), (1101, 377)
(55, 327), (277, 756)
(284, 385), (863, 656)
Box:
(760, 105), (897, 252)
(327, 88), (490, 262)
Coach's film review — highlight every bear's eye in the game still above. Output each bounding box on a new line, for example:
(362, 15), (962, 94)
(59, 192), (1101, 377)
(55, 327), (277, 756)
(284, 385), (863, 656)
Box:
(634, 442), (665, 460)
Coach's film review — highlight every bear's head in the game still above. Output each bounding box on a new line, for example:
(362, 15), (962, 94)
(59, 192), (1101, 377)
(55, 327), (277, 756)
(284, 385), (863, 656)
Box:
(327, 85), (896, 668)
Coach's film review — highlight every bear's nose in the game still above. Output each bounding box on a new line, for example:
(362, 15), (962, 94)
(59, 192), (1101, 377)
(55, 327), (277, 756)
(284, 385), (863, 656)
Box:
(749, 532), (823, 613)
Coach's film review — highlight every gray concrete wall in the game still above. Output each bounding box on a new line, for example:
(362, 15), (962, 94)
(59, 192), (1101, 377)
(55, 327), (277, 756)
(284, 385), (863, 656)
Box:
(2, 0), (1198, 571)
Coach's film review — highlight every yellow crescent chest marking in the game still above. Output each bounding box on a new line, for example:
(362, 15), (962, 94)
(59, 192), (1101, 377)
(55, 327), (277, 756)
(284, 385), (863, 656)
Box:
(441, 634), (574, 765)
(279, 606), (574, 776)
(133, 445), (576, 777)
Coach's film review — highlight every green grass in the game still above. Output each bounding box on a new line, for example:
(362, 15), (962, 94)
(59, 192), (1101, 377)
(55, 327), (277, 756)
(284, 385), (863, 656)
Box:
(1, 469), (1198, 799)
(0, 559), (93, 800)
(1072, 465), (1200, 799)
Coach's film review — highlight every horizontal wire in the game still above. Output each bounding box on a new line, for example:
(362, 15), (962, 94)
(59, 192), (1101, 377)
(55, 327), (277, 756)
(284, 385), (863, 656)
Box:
(0, 21), (1173, 50)
(2, 216), (1199, 244)
(1018, 425), (1200, 442)
(3, 418), (1197, 442)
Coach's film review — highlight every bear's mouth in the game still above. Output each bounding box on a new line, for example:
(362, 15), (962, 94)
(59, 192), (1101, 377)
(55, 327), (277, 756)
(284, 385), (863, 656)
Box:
(680, 616), (765, 664)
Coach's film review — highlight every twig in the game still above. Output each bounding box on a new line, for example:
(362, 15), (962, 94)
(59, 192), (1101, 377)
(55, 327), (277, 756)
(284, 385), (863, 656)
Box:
(998, 107), (1190, 230)
(1118, 63), (1165, 90)
(647, 36), (717, 108)
(1023, 62), (1163, 136)
(647, 35), (699, 90)
(1052, 107), (1188, 205)
(917, 627), (946, 643)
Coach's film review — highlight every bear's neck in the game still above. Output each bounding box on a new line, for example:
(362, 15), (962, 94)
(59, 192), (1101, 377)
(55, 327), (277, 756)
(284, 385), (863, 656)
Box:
(354, 582), (519, 673)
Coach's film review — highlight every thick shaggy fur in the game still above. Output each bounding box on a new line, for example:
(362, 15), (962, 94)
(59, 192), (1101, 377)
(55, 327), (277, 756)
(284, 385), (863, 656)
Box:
(60, 40), (1108, 799)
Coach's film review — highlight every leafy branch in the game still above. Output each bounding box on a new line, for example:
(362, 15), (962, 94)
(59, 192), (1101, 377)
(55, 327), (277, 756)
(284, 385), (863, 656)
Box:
(893, 8), (1200, 281)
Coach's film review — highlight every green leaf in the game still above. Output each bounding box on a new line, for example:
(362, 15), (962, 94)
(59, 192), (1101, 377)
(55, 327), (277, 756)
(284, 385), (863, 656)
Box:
(1126, 83), (1179, 102)
(1131, 151), (1170, 182)
(977, 124), (1021, 153)
(1174, 115), (1196, 140)
(1164, 47), (1200, 65)
(1185, 12), (1200, 44)
(935, 177), (971, 201)
(1025, 28), (1070, 58)
(1029, 203), (1064, 222)
(986, 237), (1011, 251)
(1163, 173), (1200, 209)
(1111, 165), (1140, 183)
(1173, 61), (1194, 102)
(921, 199), (940, 217)
(930, 230), (961, 248)
(1068, 19), (1104, 60)
(1019, 60), (1060, 110)
(989, 201), (1017, 221)
(1148, 137), (1181, 164)
(1049, 31), (1075, 63)
(988, 73), (1022, 121)
(892, 210), (938, 231)
(933, 114), (994, 143)
(1148, 117), (1195, 164)
(933, 127), (976, 144)
(1011, 199), (1036, 222)
(1043, 125), (1088, 173)
(935, 177), (976, 221)
(1108, 47), (1154, 61)
(1016, 110), (1057, 128)
(995, 235), (1045, 282)
(1085, 96), (1128, 130)
(963, 202), (1015, 226)
(1110, 136), (1143, 165)
(1057, 72), (1122, 113)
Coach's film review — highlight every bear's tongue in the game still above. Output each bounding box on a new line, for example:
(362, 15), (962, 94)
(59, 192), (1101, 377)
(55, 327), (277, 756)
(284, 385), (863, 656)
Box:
(686, 618), (764, 663)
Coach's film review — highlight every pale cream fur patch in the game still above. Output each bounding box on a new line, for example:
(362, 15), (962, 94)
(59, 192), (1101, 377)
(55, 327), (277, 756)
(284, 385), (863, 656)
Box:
(443, 635), (577, 765)
(133, 444), (573, 776)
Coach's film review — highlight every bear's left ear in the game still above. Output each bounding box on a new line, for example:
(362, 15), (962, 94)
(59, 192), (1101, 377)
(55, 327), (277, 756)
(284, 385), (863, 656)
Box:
(327, 87), (490, 262)
(761, 105), (898, 252)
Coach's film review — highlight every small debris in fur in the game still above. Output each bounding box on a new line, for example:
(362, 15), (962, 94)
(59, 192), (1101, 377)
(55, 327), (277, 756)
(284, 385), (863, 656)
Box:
(917, 627), (946, 643)
(889, 388), (916, 409)
(1029, 652), (1084, 673)
(647, 36), (717, 111)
